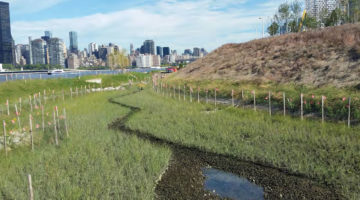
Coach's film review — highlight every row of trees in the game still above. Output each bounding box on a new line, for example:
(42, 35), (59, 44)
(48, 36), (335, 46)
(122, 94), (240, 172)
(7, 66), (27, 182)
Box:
(107, 49), (129, 70)
(2, 64), (62, 71)
(268, 0), (360, 36)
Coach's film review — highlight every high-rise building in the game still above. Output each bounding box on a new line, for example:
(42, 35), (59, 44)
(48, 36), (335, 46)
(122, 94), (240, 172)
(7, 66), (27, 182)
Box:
(143, 40), (155, 55)
(48, 38), (65, 67)
(45, 31), (52, 38)
(28, 37), (33, 64)
(15, 44), (22, 64)
(163, 47), (170, 56)
(193, 47), (200, 57)
(305, 0), (339, 20)
(184, 49), (192, 55)
(88, 42), (98, 55)
(67, 53), (79, 69)
(69, 31), (78, 53)
(20, 44), (31, 65)
(0, 1), (14, 64)
(130, 43), (134, 55)
(31, 39), (46, 65)
(156, 46), (163, 57)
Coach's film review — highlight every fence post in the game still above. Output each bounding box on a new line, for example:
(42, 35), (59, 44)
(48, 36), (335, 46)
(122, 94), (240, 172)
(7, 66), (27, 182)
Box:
(38, 92), (42, 107)
(63, 108), (69, 137)
(322, 96), (325, 123)
(184, 85), (186, 101)
(232, 89), (234, 107)
(2, 120), (7, 157)
(15, 104), (21, 131)
(29, 96), (33, 113)
(41, 105), (45, 132)
(301, 93), (304, 120)
(43, 90), (46, 105)
(28, 174), (34, 200)
(348, 97), (351, 128)
(198, 87), (200, 103)
(269, 91), (272, 116)
(53, 111), (59, 146)
(19, 97), (22, 112)
(252, 90), (256, 111)
(206, 89), (208, 104)
(6, 99), (9, 116)
(29, 114), (34, 151)
(283, 92), (286, 116)
(215, 88), (217, 107)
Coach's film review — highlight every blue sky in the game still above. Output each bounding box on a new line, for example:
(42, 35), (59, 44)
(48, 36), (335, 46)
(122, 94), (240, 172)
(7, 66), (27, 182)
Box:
(4, 0), (286, 53)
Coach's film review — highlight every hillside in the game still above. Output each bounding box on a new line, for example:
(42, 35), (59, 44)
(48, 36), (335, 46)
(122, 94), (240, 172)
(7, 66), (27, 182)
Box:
(173, 24), (360, 88)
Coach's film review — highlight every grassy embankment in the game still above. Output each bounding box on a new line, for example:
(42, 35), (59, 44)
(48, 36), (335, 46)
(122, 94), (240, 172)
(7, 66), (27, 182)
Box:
(163, 78), (360, 121)
(0, 75), (171, 199)
(114, 88), (360, 199)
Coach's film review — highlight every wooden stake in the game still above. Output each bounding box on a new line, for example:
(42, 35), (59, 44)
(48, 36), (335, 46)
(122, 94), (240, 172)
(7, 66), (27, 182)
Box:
(63, 108), (69, 137)
(348, 97), (351, 128)
(29, 114), (34, 151)
(253, 91), (256, 111)
(6, 99), (9, 116)
(301, 93), (304, 120)
(53, 111), (58, 146)
(283, 92), (286, 116)
(28, 174), (34, 200)
(19, 97), (22, 113)
(56, 106), (61, 131)
(29, 96), (33, 113)
(269, 91), (272, 116)
(232, 89), (234, 107)
(321, 96), (325, 123)
(15, 104), (21, 131)
(2, 120), (7, 157)
(41, 105), (45, 132)
(215, 89), (217, 107)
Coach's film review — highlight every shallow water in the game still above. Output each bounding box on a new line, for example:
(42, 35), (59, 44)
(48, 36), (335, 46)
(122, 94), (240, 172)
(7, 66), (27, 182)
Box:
(203, 168), (264, 200)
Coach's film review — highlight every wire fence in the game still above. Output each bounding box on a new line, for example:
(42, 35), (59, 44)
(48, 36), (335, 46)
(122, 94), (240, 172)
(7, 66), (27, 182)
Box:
(152, 80), (357, 127)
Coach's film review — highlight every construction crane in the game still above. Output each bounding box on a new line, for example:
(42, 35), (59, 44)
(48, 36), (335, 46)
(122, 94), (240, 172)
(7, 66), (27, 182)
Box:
(298, 10), (307, 32)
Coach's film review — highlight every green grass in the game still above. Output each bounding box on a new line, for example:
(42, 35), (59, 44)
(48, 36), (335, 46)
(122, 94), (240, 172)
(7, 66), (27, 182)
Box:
(0, 75), (171, 199)
(114, 88), (360, 199)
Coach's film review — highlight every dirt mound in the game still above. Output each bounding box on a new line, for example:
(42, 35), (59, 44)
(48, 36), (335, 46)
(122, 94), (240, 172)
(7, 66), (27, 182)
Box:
(173, 24), (360, 88)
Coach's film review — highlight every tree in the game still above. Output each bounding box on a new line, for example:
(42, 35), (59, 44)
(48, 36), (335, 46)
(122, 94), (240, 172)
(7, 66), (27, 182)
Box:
(107, 49), (129, 70)
(278, 3), (291, 33)
(325, 8), (341, 26)
(268, 22), (279, 36)
(303, 15), (318, 29)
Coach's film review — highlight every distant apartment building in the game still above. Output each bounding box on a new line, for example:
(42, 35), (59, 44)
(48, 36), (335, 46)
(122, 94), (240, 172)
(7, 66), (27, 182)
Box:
(67, 53), (79, 69)
(88, 42), (98, 55)
(193, 47), (200, 57)
(135, 54), (161, 67)
(69, 31), (78, 53)
(184, 49), (192, 55)
(31, 39), (46, 65)
(0, 1), (14, 65)
(306, 0), (339, 20)
(48, 38), (65, 67)
(15, 44), (22, 64)
(130, 43), (134, 55)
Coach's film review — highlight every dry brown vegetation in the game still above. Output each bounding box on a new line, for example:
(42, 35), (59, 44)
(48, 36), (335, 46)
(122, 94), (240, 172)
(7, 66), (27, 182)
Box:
(174, 24), (360, 88)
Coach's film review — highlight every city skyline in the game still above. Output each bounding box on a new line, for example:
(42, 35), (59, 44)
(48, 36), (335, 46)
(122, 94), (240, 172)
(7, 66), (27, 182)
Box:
(2, 0), (284, 53)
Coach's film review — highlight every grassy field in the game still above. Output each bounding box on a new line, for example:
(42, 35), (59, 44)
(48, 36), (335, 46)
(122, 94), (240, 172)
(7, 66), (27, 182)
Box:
(115, 88), (360, 199)
(0, 75), (171, 199)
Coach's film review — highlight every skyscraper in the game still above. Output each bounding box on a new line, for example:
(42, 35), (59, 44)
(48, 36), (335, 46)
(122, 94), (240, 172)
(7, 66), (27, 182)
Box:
(130, 43), (134, 55)
(48, 38), (65, 67)
(163, 47), (170, 56)
(69, 31), (78, 54)
(143, 40), (155, 55)
(193, 48), (200, 57)
(156, 46), (163, 57)
(0, 1), (14, 64)
(45, 31), (52, 38)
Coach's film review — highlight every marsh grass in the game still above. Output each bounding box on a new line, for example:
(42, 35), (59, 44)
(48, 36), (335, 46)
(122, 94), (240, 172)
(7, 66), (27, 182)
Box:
(0, 75), (171, 199)
(115, 89), (360, 199)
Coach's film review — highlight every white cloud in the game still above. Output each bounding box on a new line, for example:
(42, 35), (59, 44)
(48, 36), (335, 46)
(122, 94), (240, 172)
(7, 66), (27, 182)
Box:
(11, 0), (281, 52)
(3, 0), (67, 13)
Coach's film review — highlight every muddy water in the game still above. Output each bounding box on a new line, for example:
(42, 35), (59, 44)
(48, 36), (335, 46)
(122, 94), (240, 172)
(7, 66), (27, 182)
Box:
(108, 95), (341, 200)
(202, 168), (264, 200)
